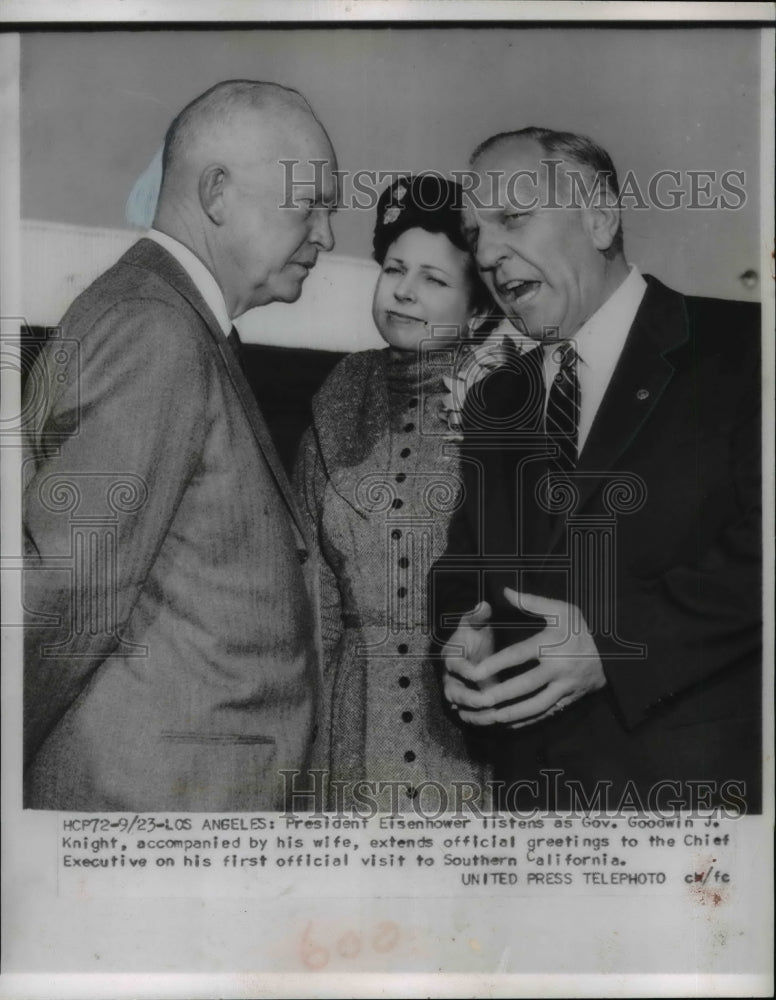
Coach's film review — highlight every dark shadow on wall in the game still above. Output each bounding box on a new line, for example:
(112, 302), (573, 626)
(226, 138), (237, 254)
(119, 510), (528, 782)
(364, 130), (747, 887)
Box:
(21, 327), (345, 475)
(242, 343), (345, 472)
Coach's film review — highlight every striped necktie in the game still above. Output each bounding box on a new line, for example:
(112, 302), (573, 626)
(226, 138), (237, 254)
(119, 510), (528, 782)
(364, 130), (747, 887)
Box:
(545, 340), (580, 471)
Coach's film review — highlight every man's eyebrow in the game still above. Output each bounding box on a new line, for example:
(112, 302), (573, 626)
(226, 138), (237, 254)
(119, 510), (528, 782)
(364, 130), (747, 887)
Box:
(311, 195), (340, 210)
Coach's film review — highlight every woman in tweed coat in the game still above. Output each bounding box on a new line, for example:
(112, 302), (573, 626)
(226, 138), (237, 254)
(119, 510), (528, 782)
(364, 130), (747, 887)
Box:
(294, 175), (500, 812)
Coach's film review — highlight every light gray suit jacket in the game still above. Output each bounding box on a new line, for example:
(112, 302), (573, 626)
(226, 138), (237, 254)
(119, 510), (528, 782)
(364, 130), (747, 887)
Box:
(23, 238), (321, 811)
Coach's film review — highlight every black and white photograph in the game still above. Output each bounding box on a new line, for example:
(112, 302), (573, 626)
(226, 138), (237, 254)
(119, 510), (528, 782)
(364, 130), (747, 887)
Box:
(1, 2), (773, 997)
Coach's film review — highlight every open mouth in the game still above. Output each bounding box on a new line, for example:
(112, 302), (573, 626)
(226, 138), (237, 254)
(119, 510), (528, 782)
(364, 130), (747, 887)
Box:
(498, 279), (541, 304)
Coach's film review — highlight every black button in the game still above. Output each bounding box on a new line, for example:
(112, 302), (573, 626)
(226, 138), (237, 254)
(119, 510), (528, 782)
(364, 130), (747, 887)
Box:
(398, 556), (409, 569)
(397, 586), (407, 598)
(403, 422), (415, 432)
(391, 529), (402, 540)
(401, 711), (413, 722)
(399, 676), (410, 688)
(408, 398), (418, 408)
(391, 498), (404, 510)
(297, 549), (309, 564)
(404, 750), (416, 763)
(397, 643), (408, 654)
(400, 448), (411, 458)
(395, 472), (407, 483)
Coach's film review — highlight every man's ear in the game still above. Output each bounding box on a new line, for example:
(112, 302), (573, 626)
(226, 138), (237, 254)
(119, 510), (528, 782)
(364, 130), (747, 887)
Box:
(199, 164), (227, 224)
(584, 202), (621, 253)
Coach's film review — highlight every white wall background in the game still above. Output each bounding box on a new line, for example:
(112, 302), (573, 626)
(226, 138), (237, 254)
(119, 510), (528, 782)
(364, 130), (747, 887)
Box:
(20, 27), (763, 339)
(21, 220), (387, 349)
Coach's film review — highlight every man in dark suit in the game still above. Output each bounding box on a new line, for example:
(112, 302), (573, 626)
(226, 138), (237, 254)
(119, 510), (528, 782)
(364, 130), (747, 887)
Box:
(431, 127), (761, 813)
(23, 80), (338, 810)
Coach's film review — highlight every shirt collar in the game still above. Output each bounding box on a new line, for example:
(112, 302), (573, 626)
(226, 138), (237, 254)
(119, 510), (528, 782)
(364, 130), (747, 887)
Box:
(146, 229), (232, 336)
(569, 264), (647, 368)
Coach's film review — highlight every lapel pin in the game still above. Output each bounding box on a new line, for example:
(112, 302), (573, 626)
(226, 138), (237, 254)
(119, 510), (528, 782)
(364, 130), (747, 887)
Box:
(636, 388), (650, 401)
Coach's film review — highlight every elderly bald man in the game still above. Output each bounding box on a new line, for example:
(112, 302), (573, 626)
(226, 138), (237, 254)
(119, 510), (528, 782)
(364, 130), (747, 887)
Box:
(23, 80), (338, 810)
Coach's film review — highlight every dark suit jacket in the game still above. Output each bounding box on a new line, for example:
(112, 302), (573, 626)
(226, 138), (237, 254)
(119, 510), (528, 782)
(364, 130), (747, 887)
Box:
(430, 276), (761, 812)
(23, 239), (321, 810)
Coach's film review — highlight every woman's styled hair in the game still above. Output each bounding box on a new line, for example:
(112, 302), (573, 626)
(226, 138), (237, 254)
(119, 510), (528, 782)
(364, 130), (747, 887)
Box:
(372, 174), (501, 334)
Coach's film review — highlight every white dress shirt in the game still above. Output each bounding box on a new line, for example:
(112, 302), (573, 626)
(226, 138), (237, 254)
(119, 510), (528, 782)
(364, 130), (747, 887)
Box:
(146, 228), (232, 336)
(541, 265), (647, 453)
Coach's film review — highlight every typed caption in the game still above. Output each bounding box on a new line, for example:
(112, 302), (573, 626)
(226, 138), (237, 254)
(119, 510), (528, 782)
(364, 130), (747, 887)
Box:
(57, 811), (738, 900)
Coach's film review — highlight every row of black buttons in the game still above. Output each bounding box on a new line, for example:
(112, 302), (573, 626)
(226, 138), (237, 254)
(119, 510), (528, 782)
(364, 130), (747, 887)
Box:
(395, 387), (412, 673)
(390, 469), (407, 509)
(392, 432), (412, 514)
(396, 408), (419, 795)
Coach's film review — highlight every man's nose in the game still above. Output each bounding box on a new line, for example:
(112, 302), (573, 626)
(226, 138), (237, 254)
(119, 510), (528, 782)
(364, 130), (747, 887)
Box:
(311, 211), (335, 252)
(475, 226), (508, 272)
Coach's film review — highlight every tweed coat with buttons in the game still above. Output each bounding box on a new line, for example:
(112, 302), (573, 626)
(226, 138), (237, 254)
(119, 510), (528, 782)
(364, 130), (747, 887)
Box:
(295, 347), (491, 812)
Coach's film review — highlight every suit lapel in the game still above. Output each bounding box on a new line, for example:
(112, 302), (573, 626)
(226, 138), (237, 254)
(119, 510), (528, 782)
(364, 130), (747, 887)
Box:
(545, 275), (690, 554)
(215, 336), (311, 544)
(125, 239), (310, 547)
(462, 342), (548, 556)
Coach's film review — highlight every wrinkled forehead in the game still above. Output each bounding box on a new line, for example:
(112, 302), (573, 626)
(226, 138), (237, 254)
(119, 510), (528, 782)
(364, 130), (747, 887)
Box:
(231, 110), (339, 202)
(465, 137), (576, 219)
